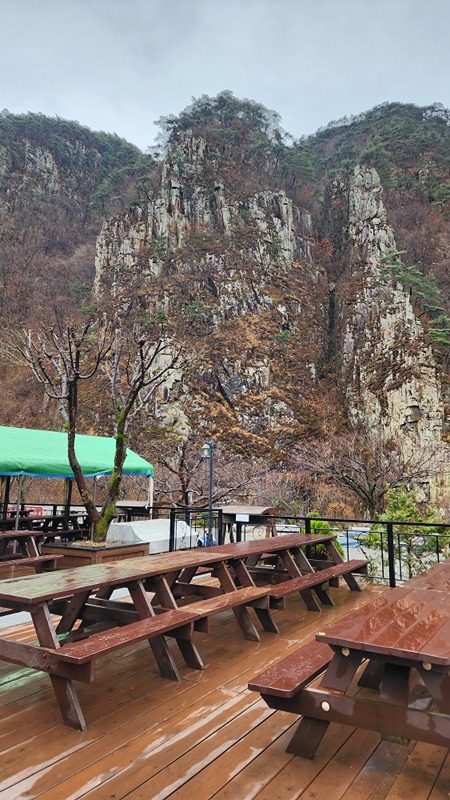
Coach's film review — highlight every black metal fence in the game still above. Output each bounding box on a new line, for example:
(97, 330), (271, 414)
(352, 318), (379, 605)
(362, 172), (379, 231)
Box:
(9, 499), (448, 586)
(164, 508), (450, 587)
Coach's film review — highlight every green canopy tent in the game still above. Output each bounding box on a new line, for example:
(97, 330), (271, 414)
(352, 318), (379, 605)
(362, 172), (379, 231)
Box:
(0, 425), (154, 527)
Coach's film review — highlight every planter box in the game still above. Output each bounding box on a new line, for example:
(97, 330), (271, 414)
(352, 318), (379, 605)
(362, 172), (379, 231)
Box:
(41, 541), (148, 568)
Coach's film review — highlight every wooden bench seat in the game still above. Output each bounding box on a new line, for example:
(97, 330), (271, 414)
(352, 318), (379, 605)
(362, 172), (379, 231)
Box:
(269, 559), (368, 600)
(185, 585), (271, 615)
(56, 586), (272, 665)
(0, 554), (63, 571)
(56, 607), (198, 664)
(248, 640), (334, 698)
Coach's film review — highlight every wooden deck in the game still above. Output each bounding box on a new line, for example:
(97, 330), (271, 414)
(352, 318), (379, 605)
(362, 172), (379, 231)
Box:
(0, 580), (449, 799)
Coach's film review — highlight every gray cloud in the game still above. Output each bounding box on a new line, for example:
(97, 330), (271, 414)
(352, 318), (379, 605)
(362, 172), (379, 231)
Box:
(2, 0), (450, 150)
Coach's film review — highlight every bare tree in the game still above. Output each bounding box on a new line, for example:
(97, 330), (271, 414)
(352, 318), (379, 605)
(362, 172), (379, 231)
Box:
(152, 431), (270, 508)
(5, 310), (180, 539)
(296, 430), (440, 518)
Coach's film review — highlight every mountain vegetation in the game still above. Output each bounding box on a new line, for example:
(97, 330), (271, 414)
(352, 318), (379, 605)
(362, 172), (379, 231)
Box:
(1, 94), (450, 517)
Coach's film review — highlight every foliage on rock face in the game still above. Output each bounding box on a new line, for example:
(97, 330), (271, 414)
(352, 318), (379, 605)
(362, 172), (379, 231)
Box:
(379, 249), (450, 349)
(303, 102), (450, 201)
(156, 90), (282, 146)
(0, 111), (140, 171)
(0, 111), (156, 325)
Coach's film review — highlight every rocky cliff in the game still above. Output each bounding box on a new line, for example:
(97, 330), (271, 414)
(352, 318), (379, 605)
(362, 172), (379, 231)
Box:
(1, 100), (449, 510)
(326, 166), (446, 499)
(94, 131), (327, 458)
(94, 128), (448, 502)
(0, 111), (149, 322)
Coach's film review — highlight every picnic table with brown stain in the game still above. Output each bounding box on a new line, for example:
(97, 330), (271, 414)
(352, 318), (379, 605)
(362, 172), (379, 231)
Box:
(0, 529), (61, 571)
(251, 585), (450, 758)
(0, 533), (366, 731)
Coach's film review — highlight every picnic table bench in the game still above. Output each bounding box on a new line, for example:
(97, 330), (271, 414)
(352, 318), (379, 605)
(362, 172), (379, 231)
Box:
(267, 559), (368, 610)
(53, 585), (272, 667)
(249, 585), (450, 757)
(230, 534), (368, 611)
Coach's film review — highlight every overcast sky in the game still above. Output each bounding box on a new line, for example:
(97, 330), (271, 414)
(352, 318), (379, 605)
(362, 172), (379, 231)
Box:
(2, 0), (450, 151)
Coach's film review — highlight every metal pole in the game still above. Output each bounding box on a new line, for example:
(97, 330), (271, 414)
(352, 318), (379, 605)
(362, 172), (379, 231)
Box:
(15, 475), (24, 531)
(147, 476), (154, 518)
(207, 441), (214, 545)
(386, 521), (396, 588)
(169, 507), (176, 552)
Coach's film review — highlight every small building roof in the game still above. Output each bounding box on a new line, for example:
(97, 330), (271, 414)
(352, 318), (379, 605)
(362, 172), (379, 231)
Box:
(218, 505), (282, 522)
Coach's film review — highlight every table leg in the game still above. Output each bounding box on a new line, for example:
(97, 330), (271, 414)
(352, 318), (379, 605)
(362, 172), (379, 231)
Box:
(19, 537), (31, 557)
(299, 588), (322, 612)
(324, 540), (344, 564)
(230, 558), (279, 634)
(174, 626), (204, 670)
(128, 581), (181, 681)
(253, 607), (279, 633)
(313, 586), (335, 606)
(287, 716), (331, 758)
(380, 663), (412, 705)
(285, 651), (363, 757)
(280, 550), (332, 609)
(56, 591), (91, 634)
(26, 536), (40, 558)
(358, 658), (384, 689)
(419, 668), (450, 714)
(32, 604), (87, 731)
(215, 562), (261, 642)
(289, 547), (314, 574)
(149, 575), (204, 669)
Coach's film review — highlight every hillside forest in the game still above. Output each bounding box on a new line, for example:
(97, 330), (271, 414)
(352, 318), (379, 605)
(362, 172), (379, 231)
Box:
(1, 94), (450, 520)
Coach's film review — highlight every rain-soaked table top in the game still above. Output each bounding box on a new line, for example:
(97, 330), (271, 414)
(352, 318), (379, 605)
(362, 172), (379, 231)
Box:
(0, 532), (334, 605)
(316, 586), (450, 666)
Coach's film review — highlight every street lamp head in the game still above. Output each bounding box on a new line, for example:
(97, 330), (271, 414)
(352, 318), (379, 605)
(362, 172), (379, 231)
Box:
(201, 443), (211, 459)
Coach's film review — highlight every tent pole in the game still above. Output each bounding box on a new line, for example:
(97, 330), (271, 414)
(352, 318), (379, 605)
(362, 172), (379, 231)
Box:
(15, 475), (24, 531)
(91, 477), (97, 540)
(148, 476), (154, 519)
(1, 476), (10, 520)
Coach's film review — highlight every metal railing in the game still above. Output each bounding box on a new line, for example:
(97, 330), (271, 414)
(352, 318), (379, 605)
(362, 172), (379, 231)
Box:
(10, 501), (447, 585)
(163, 509), (450, 586)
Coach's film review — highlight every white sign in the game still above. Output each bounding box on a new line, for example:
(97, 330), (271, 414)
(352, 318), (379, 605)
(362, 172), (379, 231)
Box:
(236, 514), (250, 522)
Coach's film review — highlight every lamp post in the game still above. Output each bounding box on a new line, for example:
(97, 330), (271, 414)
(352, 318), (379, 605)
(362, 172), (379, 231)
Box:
(201, 441), (214, 545)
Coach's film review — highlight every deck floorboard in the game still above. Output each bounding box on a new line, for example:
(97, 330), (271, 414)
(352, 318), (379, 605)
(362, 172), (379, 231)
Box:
(0, 580), (448, 799)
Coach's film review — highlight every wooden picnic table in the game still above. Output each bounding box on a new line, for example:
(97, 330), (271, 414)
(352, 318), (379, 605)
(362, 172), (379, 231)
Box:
(0, 533), (367, 731)
(250, 584), (450, 757)
(0, 545), (279, 730)
(24, 513), (86, 534)
(0, 529), (61, 572)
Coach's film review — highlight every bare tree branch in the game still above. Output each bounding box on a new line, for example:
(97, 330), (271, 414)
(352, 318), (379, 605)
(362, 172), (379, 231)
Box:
(295, 430), (440, 517)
